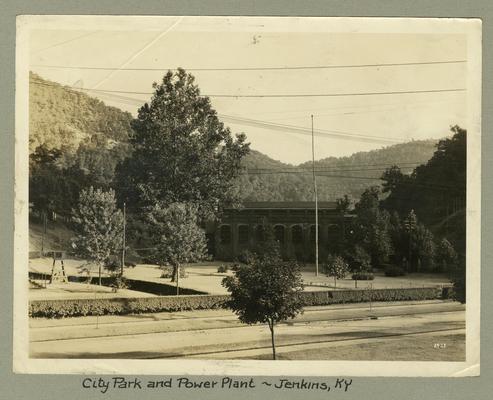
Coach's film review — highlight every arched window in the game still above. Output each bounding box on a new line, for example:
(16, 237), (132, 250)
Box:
(238, 225), (249, 244)
(327, 224), (340, 241)
(291, 225), (303, 244)
(255, 225), (265, 243)
(274, 225), (285, 244)
(310, 225), (321, 242)
(220, 225), (231, 244)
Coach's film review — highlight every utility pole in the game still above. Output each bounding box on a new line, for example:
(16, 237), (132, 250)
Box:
(41, 211), (47, 256)
(176, 265), (180, 296)
(311, 115), (319, 277)
(121, 202), (126, 277)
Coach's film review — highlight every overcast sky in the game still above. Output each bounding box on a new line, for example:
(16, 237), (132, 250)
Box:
(28, 17), (468, 165)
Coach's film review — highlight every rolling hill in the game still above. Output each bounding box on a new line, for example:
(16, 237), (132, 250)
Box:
(234, 140), (438, 202)
(30, 73), (440, 204)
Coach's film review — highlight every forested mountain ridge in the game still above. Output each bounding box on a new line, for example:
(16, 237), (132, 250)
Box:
(30, 73), (442, 206)
(235, 140), (438, 202)
(29, 72), (133, 157)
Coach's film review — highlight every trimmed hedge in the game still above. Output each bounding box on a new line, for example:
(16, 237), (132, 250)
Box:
(29, 286), (450, 318)
(299, 287), (444, 307)
(29, 295), (231, 318)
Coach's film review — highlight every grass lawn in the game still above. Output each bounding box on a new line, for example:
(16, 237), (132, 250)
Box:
(250, 333), (465, 361)
(29, 281), (157, 300)
(29, 257), (452, 297)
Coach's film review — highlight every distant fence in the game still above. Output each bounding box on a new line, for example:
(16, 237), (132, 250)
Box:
(29, 286), (452, 318)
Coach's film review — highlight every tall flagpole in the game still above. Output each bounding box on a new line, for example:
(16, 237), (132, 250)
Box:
(311, 115), (319, 276)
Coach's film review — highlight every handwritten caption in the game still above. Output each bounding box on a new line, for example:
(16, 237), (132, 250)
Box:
(82, 376), (353, 394)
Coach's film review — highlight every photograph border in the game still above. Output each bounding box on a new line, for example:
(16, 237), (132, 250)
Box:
(14, 14), (481, 377)
(1, 1), (492, 399)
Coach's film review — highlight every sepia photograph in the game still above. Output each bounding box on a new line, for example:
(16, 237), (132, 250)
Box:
(14, 15), (481, 376)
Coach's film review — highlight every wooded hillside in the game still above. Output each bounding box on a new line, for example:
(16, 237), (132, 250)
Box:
(30, 73), (443, 207)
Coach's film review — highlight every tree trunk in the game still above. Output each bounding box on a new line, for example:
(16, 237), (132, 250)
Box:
(334, 276), (337, 287)
(268, 320), (276, 360)
(171, 264), (186, 284)
(176, 263), (180, 296)
(170, 265), (178, 282)
(98, 263), (102, 286)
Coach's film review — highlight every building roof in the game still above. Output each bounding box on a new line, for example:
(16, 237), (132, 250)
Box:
(228, 201), (338, 210)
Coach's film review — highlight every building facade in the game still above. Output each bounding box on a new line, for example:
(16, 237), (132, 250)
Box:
(206, 202), (353, 262)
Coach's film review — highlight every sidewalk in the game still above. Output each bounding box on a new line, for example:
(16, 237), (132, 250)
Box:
(30, 300), (464, 342)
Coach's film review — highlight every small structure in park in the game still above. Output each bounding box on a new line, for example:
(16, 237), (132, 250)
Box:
(50, 251), (68, 283)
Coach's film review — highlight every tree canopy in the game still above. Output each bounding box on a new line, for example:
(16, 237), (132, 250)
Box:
(222, 241), (304, 360)
(71, 187), (124, 284)
(145, 202), (207, 282)
(380, 126), (466, 256)
(116, 69), (250, 218)
(350, 186), (393, 266)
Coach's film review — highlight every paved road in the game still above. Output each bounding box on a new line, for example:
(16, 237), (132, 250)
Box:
(30, 301), (465, 359)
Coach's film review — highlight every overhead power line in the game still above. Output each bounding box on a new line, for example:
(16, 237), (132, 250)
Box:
(30, 77), (466, 99)
(246, 166), (417, 174)
(219, 114), (405, 144)
(247, 161), (423, 171)
(27, 77), (456, 145)
(71, 86), (468, 98)
(31, 59), (467, 72)
(27, 79), (404, 144)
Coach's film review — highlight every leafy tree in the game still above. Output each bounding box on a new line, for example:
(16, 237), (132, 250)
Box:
(380, 165), (413, 215)
(71, 187), (124, 285)
(436, 238), (458, 273)
(324, 255), (350, 287)
(146, 202), (207, 287)
(387, 211), (406, 265)
(344, 245), (372, 273)
(412, 223), (436, 271)
(117, 68), (250, 219)
(29, 145), (93, 218)
(381, 126), (466, 251)
(352, 186), (393, 266)
(222, 245), (304, 360)
(403, 209), (436, 272)
(403, 209), (418, 271)
(336, 195), (351, 214)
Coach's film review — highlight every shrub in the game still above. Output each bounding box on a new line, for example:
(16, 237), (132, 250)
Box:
(160, 265), (187, 279)
(108, 276), (128, 292)
(124, 261), (137, 268)
(217, 264), (229, 273)
(384, 265), (406, 277)
(345, 245), (372, 273)
(351, 272), (375, 281)
(237, 250), (255, 264)
(104, 260), (121, 274)
(324, 254), (350, 287)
